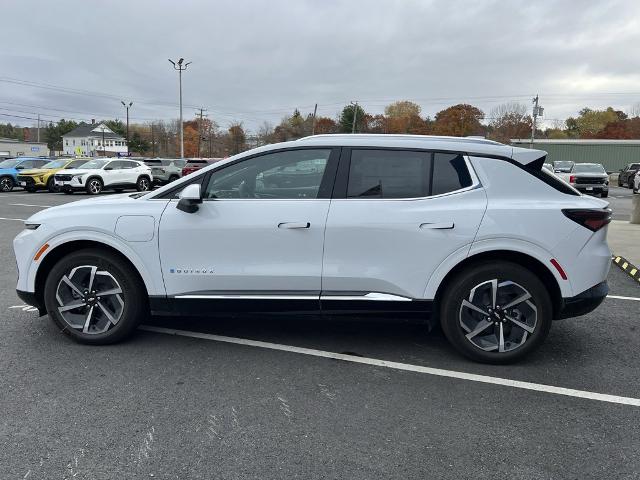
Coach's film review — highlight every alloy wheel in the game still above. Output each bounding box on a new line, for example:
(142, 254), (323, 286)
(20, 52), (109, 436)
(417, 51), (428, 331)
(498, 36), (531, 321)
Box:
(0, 177), (12, 191)
(459, 279), (537, 353)
(138, 178), (150, 191)
(55, 265), (124, 334)
(88, 179), (102, 194)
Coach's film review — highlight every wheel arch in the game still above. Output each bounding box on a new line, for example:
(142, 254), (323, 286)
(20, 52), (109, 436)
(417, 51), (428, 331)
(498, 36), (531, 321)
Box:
(34, 239), (152, 310)
(433, 250), (564, 319)
(85, 175), (104, 186)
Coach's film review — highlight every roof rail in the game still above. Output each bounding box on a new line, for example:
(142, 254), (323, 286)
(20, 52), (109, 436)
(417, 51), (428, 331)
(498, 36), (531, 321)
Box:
(297, 133), (501, 145)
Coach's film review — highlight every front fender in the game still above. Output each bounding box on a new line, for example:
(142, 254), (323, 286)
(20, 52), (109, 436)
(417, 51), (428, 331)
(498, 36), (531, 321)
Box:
(21, 229), (164, 297)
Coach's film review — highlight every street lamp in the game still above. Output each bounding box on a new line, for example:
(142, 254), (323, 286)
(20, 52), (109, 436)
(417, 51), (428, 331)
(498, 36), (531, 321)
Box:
(169, 57), (191, 158)
(121, 101), (133, 142)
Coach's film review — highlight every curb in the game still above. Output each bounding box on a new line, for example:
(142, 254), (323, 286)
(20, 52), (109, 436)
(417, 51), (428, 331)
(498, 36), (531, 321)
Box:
(613, 256), (640, 284)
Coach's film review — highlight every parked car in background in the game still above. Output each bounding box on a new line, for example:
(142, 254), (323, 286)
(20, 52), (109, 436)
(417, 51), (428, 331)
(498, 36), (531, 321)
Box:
(54, 158), (153, 195)
(558, 163), (609, 198)
(144, 158), (186, 185)
(542, 163), (554, 173)
(17, 158), (90, 192)
(0, 157), (49, 192)
(181, 158), (221, 176)
(15, 135), (611, 364)
(552, 160), (575, 173)
(618, 162), (640, 188)
(633, 170), (639, 194)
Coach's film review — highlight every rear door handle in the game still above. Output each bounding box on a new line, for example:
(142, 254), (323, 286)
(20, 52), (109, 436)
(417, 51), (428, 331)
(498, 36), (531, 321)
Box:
(278, 222), (310, 229)
(420, 222), (454, 230)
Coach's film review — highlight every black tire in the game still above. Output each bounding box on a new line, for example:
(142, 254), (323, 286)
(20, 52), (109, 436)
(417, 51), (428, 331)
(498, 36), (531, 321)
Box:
(136, 176), (151, 192)
(0, 175), (14, 192)
(168, 175), (179, 183)
(629, 180), (635, 189)
(43, 248), (147, 345)
(601, 191), (608, 198)
(47, 177), (59, 193)
(86, 177), (103, 195)
(439, 261), (552, 364)
(618, 177), (623, 187)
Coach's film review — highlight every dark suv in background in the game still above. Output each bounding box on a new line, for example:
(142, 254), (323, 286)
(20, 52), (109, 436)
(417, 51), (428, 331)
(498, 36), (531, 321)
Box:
(618, 163), (640, 188)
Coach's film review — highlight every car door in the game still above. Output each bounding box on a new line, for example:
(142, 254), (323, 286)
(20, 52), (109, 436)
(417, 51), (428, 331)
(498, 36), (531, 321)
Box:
(321, 148), (487, 310)
(157, 147), (339, 311)
(102, 160), (123, 186)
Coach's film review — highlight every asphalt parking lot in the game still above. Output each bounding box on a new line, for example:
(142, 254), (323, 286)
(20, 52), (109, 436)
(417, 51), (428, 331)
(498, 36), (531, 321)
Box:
(1, 188), (640, 479)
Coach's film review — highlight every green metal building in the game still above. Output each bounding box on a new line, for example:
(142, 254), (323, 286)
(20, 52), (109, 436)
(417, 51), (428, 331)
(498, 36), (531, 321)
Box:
(510, 139), (640, 172)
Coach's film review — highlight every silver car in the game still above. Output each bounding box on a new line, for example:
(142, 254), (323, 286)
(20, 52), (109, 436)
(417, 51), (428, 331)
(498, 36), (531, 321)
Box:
(144, 158), (186, 185)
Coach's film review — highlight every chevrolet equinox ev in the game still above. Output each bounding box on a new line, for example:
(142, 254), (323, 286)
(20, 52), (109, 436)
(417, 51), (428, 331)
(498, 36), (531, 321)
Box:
(13, 135), (611, 363)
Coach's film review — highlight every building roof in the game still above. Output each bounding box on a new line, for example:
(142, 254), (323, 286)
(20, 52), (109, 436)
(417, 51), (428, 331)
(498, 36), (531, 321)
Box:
(0, 137), (48, 146)
(63, 122), (124, 139)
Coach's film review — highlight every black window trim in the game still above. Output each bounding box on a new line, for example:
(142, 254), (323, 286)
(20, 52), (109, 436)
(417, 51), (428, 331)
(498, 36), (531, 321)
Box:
(333, 146), (480, 200)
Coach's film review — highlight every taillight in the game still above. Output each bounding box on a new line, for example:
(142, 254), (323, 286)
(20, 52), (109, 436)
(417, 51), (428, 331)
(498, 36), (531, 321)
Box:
(569, 175), (576, 183)
(562, 208), (611, 232)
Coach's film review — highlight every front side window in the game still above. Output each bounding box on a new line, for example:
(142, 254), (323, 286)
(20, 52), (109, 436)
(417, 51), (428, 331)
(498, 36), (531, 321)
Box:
(203, 149), (331, 199)
(431, 153), (473, 195)
(347, 149), (432, 198)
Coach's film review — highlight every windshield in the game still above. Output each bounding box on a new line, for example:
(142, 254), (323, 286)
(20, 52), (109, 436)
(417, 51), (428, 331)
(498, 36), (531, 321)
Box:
(573, 164), (605, 173)
(78, 159), (108, 169)
(0, 159), (21, 168)
(42, 160), (67, 169)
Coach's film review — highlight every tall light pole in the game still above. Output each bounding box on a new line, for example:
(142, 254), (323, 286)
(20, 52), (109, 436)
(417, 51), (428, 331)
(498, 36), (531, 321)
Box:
(169, 58), (191, 158)
(121, 101), (133, 142)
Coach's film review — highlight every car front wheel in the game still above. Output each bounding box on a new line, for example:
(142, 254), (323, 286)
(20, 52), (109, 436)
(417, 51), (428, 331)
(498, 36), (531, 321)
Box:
(0, 176), (14, 192)
(440, 261), (552, 364)
(86, 178), (103, 195)
(43, 248), (147, 344)
(136, 176), (151, 191)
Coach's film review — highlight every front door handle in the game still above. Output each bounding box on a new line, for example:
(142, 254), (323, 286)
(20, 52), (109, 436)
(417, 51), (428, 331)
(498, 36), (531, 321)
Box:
(420, 222), (454, 230)
(278, 222), (310, 229)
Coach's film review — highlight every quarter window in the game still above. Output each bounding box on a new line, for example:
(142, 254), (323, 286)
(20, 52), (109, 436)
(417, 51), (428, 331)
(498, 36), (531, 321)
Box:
(203, 149), (331, 199)
(347, 149), (432, 198)
(431, 153), (473, 195)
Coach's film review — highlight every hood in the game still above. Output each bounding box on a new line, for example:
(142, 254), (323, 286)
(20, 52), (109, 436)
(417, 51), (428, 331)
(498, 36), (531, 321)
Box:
(57, 168), (94, 175)
(26, 193), (146, 222)
(18, 168), (56, 176)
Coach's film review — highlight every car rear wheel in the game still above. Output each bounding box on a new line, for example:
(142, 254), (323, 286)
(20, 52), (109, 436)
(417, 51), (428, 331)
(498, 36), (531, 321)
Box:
(136, 176), (151, 191)
(168, 175), (179, 183)
(43, 248), (147, 344)
(440, 261), (552, 364)
(601, 191), (608, 198)
(0, 176), (14, 192)
(86, 178), (103, 195)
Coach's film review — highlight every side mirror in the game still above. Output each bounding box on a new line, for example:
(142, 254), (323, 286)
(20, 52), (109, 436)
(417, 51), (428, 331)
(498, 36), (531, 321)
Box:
(15, 165), (24, 170)
(177, 184), (202, 213)
(104, 166), (113, 171)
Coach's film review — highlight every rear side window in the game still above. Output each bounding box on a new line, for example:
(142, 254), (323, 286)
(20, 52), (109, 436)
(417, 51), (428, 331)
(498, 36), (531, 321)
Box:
(347, 150), (432, 198)
(432, 153), (472, 195)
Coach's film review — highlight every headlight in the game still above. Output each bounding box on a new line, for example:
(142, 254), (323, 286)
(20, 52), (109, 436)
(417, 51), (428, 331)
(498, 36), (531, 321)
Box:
(24, 223), (40, 230)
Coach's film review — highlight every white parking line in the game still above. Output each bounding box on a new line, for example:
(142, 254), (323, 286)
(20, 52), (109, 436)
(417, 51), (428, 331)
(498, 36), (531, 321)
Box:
(607, 295), (640, 302)
(0, 216), (26, 222)
(8, 203), (52, 208)
(139, 325), (640, 407)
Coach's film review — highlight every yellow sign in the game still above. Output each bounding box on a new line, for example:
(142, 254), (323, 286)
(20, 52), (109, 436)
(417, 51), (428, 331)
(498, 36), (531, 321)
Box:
(75, 146), (83, 155)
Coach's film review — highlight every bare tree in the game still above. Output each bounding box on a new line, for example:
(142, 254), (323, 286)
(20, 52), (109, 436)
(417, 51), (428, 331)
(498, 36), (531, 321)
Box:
(487, 102), (532, 143)
(627, 102), (640, 118)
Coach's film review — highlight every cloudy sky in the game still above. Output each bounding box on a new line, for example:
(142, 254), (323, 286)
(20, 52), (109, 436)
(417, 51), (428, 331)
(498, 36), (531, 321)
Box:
(2, 0), (640, 132)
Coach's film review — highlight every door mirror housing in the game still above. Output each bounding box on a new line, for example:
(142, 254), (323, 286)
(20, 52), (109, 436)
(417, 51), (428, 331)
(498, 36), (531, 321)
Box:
(177, 183), (202, 213)
(104, 166), (113, 171)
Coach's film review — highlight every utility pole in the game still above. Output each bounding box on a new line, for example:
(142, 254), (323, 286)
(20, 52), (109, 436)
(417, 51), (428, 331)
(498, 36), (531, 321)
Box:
(351, 101), (359, 134)
(311, 103), (318, 135)
(196, 107), (207, 157)
(151, 123), (156, 157)
(37, 114), (40, 142)
(531, 94), (543, 147)
(169, 58), (191, 158)
(121, 101), (133, 142)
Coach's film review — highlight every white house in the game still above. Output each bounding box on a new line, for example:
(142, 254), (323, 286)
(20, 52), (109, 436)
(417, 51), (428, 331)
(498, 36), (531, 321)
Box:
(62, 122), (128, 157)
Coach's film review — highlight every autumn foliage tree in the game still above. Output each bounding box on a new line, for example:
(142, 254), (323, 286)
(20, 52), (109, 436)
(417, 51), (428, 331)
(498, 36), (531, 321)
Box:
(383, 101), (430, 134)
(433, 104), (485, 137)
(486, 103), (532, 143)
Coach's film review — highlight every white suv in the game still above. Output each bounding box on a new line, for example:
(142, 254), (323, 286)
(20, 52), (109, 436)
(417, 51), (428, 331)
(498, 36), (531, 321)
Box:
(14, 135), (611, 363)
(54, 158), (153, 195)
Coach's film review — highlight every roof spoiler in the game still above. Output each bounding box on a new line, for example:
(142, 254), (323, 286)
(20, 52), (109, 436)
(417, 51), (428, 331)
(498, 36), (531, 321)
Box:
(511, 147), (547, 170)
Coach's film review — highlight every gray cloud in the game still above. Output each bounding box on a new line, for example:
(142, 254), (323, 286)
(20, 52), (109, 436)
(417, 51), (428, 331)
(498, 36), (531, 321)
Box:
(1, 0), (639, 131)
